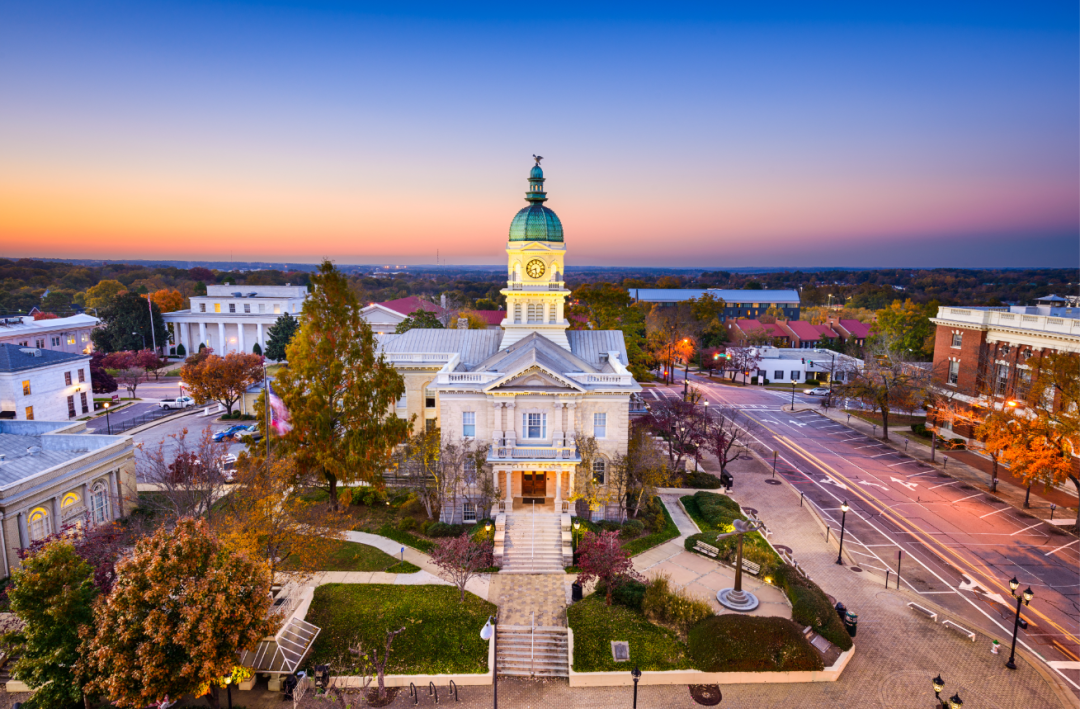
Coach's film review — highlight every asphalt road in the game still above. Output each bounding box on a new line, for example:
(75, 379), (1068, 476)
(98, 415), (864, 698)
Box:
(644, 375), (1080, 695)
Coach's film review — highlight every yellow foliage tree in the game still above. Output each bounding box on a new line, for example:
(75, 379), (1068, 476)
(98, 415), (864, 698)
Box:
(84, 279), (127, 312)
(146, 288), (186, 313)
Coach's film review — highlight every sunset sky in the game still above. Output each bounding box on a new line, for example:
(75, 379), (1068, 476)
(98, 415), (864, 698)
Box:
(1, 1), (1077, 268)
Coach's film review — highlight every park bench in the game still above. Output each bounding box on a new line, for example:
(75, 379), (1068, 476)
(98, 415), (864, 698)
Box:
(741, 559), (761, 576)
(942, 619), (976, 641)
(694, 541), (719, 558)
(906, 602), (938, 622)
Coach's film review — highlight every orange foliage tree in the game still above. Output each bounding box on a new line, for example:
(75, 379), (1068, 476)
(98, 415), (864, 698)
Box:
(82, 518), (272, 708)
(145, 288), (186, 313)
(180, 351), (264, 415)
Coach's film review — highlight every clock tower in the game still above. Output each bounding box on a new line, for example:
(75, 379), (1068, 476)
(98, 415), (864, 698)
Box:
(500, 158), (571, 350)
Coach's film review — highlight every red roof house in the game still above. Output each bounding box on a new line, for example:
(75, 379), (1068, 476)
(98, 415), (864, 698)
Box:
(782, 321), (839, 349)
(728, 319), (791, 346)
(833, 319), (871, 346)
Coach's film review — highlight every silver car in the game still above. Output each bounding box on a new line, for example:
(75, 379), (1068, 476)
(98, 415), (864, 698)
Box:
(804, 387), (831, 396)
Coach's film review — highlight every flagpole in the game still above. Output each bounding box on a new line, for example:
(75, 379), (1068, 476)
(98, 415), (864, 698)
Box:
(264, 362), (271, 461)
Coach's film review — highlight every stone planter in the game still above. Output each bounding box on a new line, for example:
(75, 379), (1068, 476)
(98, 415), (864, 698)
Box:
(238, 677), (256, 691)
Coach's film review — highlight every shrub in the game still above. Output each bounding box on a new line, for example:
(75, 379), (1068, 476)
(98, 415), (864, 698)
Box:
(911, 422), (928, 436)
(804, 379), (820, 386)
(609, 579), (647, 611)
(252, 343), (262, 356)
(361, 488), (387, 507)
(418, 520), (432, 535)
(426, 522), (451, 537)
(641, 573), (713, 636)
(751, 376), (759, 384)
(598, 520), (623, 533)
(681, 471), (722, 489)
(772, 564), (852, 651)
(688, 615), (823, 672)
(337, 487), (355, 506)
(636, 495), (667, 533)
(176, 343), (186, 357)
(400, 496), (425, 516)
(621, 520), (645, 539)
(397, 517), (417, 532)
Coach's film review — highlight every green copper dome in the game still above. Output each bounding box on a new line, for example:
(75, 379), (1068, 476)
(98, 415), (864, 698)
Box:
(509, 160), (564, 242)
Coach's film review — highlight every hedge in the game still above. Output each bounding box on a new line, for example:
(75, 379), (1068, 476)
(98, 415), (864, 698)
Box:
(621, 497), (680, 557)
(773, 564), (853, 651)
(681, 470), (723, 489)
(688, 615), (824, 672)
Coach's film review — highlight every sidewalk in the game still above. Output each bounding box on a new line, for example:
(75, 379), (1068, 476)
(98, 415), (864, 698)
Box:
(340, 530), (492, 600)
(806, 404), (1078, 524)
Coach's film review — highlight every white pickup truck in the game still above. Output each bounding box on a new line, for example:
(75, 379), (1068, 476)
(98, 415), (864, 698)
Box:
(158, 396), (195, 410)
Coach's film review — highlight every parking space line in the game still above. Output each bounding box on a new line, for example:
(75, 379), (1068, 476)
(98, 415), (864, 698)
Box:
(979, 507), (1010, 519)
(929, 480), (960, 489)
(953, 492), (982, 503)
(1010, 522), (1043, 536)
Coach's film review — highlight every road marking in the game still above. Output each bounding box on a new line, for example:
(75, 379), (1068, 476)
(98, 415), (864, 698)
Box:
(870, 453), (893, 458)
(1048, 661), (1080, 670)
(858, 480), (888, 490)
(821, 478), (849, 490)
(1045, 539), (1080, 557)
(854, 445), (878, 450)
(979, 506), (1010, 519)
(906, 472), (934, 478)
(1010, 522), (1043, 536)
(952, 492), (982, 503)
(787, 420), (808, 427)
(929, 480), (960, 489)
(890, 476), (919, 491)
(888, 461), (913, 467)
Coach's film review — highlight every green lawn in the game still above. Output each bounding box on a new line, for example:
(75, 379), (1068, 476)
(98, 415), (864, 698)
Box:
(622, 498), (680, 557)
(843, 409), (926, 428)
(567, 594), (693, 672)
(279, 539), (420, 573)
(306, 584), (496, 674)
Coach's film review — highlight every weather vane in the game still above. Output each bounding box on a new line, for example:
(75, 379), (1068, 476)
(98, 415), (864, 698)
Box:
(533, 154), (543, 165)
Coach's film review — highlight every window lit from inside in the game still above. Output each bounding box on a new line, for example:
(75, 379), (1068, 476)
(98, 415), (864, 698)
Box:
(463, 502), (477, 522)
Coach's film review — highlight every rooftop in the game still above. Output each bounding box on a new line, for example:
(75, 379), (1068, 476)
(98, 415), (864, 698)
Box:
(628, 288), (801, 304)
(0, 421), (127, 489)
(0, 313), (99, 334)
(202, 285), (308, 298)
(0, 343), (90, 373)
(932, 305), (1080, 346)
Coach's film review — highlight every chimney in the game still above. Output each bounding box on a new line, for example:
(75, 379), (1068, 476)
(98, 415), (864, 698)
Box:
(457, 318), (468, 329)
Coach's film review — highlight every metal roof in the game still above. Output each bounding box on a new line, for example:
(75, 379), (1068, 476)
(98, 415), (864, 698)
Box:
(377, 329), (504, 368)
(0, 344), (89, 373)
(628, 288), (801, 304)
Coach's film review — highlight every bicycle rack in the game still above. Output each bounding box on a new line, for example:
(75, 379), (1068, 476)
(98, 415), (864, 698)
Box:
(409, 682), (418, 705)
(429, 681), (439, 704)
(448, 680), (459, 702)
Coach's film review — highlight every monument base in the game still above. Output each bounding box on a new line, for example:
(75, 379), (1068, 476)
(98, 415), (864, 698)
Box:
(717, 588), (759, 612)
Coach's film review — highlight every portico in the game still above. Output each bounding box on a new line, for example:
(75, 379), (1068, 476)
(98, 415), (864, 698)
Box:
(163, 285), (308, 356)
(491, 464), (577, 514)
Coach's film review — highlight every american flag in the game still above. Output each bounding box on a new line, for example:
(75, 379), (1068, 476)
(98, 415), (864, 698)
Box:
(266, 381), (292, 435)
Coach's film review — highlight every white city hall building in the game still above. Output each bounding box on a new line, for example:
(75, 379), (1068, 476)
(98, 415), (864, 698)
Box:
(377, 160), (640, 568)
(163, 285), (308, 355)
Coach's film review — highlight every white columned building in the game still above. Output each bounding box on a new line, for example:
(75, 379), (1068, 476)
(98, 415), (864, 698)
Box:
(162, 285), (308, 356)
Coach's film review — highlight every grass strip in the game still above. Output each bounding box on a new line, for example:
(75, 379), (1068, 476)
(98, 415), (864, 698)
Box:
(375, 523), (435, 553)
(567, 594), (693, 672)
(622, 498), (680, 557)
(279, 539), (421, 573)
(306, 584), (496, 673)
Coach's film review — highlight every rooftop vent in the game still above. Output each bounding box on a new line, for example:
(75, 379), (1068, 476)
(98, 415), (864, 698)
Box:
(18, 347), (42, 357)
(246, 292), (257, 297)
(232, 292), (243, 297)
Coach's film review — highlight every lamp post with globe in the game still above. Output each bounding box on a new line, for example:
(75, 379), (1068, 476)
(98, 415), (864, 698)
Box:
(1005, 578), (1033, 670)
(481, 616), (498, 708)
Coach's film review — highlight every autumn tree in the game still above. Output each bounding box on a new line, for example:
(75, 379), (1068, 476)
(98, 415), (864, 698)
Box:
(395, 309), (444, 333)
(82, 518), (273, 709)
(216, 453), (352, 579)
(136, 427), (231, 524)
(430, 533), (494, 602)
(575, 530), (639, 605)
(146, 288), (186, 313)
(91, 291), (169, 353)
(836, 335), (929, 441)
(569, 283), (651, 379)
(975, 409), (1015, 493)
(180, 351), (264, 415)
(570, 435), (616, 517)
(621, 424), (670, 520)
(101, 351), (146, 398)
(646, 303), (696, 384)
(724, 346), (761, 384)
(264, 312), (299, 362)
(703, 404), (759, 473)
(644, 398), (706, 472)
(5, 540), (99, 709)
(275, 261), (409, 506)
(392, 427), (444, 519)
(83, 279), (127, 312)
(872, 299), (936, 361)
(89, 352), (119, 393)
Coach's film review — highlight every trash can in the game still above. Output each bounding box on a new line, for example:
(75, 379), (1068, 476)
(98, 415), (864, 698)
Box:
(571, 582), (583, 602)
(843, 611), (858, 637)
(834, 601), (847, 621)
(720, 471), (734, 489)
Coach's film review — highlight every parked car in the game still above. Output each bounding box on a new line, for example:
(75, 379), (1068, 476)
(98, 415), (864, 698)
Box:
(213, 425), (248, 442)
(804, 387), (831, 396)
(240, 424), (263, 442)
(219, 453), (239, 483)
(159, 396), (195, 410)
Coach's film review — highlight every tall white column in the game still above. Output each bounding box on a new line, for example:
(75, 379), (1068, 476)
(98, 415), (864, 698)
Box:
(237, 322), (245, 353)
(505, 469), (512, 506)
(555, 469), (562, 506)
(217, 322), (226, 353)
(199, 322), (207, 349)
(51, 496), (61, 533)
(256, 322), (264, 352)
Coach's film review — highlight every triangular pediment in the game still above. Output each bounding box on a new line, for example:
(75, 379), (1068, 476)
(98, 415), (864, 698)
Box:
(484, 363), (585, 392)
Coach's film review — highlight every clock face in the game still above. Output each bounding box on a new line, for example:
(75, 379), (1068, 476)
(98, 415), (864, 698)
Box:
(526, 259), (546, 279)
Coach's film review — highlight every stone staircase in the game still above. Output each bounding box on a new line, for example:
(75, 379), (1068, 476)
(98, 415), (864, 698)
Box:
(498, 512), (570, 573)
(496, 625), (569, 678)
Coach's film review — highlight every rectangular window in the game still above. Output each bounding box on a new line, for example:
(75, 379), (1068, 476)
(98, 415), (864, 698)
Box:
(244, 303), (250, 313)
(463, 502), (477, 522)
(22, 380), (31, 396)
(259, 303), (266, 313)
(1016, 368), (1032, 401)
(513, 304), (522, 324)
(65, 371), (72, 386)
(273, 304), (281, 314)
(51, 337), (61, 346)
(774, 370), (783, 380)
(82, 333), (88, 342)
(214, 303), (221, 313)
(396, 390), (407, 408)
(25, 406), (34, 420)
(947, 360), (959, 385)
(593, 459), (606, 485)
(67, 396), (76, 418)
(35, 338), (44, 348)
(951, 332), (962, 348)
(594, 412), (607, 438)
(527, 303), (542, 323)
(80, 392), (88, 413)
(425, 418), (437, 432)
(462, 411), (476, 437)
(78, 369), (86, 383)
(425, 388), (436, 409)
(995, 363), (1009, 396)
(200, 303), (207, 312)
(523, 412), (546, 439)
(67, 335), (75, 345)
(790, 371), (800, 381)
(229, 303), (236, 313)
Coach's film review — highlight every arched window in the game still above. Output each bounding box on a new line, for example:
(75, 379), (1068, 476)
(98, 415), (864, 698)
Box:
(592, 459), (606, 485)
(91, 482), (110, 525)
(28, 507), (50, 541)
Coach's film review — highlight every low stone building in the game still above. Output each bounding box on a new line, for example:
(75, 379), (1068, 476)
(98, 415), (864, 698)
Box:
(0, 420), (136, 576)
(0, 344), (93, 421)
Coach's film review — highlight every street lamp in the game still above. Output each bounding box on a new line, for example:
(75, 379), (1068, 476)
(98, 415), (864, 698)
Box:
(481, 616), (498, 708)
(631, 666), (642, 709)
(1005, 578), (1033, 670)
(104, 402), (112, 435)
(790, 378), (797, 410)
(932, 675), (963, 708)
(835, 501), (850, 565)
(572, 519), (580, 553)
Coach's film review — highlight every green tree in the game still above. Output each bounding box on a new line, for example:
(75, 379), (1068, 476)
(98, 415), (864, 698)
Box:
(264, 312), (299, 361)
(83, 279), (127, 312)
(82, 518), (272, 709)
(395, 309), (444, 333)
(5, 540), (98, 709)
(275, 261), (409, 506)
(872, 299), (936, 360)
(836, 334), (929, 441)
(90, 291), (169, 354)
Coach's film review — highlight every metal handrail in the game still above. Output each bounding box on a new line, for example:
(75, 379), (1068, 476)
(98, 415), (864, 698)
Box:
(531, 611), (535, 677)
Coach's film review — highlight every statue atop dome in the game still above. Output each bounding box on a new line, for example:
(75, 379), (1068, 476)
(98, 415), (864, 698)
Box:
(533, 154), (544, 165)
